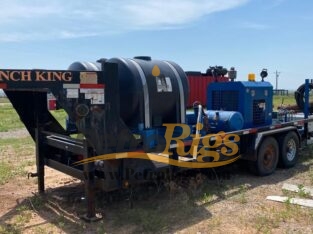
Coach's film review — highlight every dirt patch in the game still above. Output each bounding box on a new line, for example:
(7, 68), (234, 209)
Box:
(0, 129), (30, 139)
(0, 146), (313, 233)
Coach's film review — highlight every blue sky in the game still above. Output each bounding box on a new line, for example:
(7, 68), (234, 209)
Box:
(0, 0), (312, 90)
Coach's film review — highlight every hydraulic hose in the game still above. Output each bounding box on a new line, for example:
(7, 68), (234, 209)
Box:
(294, 83), (313, 112)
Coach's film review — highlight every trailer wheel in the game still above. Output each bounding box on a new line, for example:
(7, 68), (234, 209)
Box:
(279, 132), (299, 168)
(255, 137), (279, 176)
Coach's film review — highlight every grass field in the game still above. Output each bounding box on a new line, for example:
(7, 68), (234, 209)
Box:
(0, 94), (300, 130)
(0, 103), (25, 132)
(0, 98), (66, 185)
(0, 97), (10, 104)
(273, 94), (296, 108)
(0, 137), (34, 185)
(0, 101), (67, 132)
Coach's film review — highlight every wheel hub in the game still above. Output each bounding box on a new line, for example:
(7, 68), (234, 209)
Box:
(286, 139), (296, 161)
(263, 147), (275, 169)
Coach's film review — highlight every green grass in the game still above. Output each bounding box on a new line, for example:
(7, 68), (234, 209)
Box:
(0, 137), (35, 184)
(201, 192), (214, 203)
(0, 162), (14, 185)
(14, 211), (32, 226)
(0, 99), (67, 132)
(0, 103), (25, 132)
(0, 137), (34, 158)
(273, 94), (296, 109)
(297, 184), (311, 198)
(273, 92), (313, 110)
(255, 215), (278, 233)
(0, 223), (21, 234)
(234, 184), (248, 204)
(50, 109), (67, 129)
(0, 97), (10, 103)
(0, 93), (303, 133)
(0, 160), (31, 185)
(0, 98), (66, 185)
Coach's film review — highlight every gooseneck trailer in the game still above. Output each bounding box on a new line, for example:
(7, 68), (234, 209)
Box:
(0, 57), (312, 220)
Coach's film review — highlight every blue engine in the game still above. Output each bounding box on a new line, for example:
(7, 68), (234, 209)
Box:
(207, 81), (273, 129)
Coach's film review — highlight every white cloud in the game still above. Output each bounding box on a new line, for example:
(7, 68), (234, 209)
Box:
(0, 0), (249, 42)
(0, 1), (60, 23)
(240, 22), (270, 30)
(121, 0), (248, 27)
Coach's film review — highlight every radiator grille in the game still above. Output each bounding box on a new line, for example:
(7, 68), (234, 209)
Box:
(211, 91), (239, 111)
(253, 99), (266, 125)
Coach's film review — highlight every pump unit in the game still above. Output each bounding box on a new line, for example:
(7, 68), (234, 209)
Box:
(207, 81), (273, 129)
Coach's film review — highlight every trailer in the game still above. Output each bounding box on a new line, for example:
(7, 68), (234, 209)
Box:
(0, 57), (312, 221)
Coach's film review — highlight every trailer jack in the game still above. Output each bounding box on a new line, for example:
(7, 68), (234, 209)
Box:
(81, 213), (102, 222)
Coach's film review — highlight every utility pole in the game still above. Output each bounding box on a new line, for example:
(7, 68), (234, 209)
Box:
(275, 70), (281, 91)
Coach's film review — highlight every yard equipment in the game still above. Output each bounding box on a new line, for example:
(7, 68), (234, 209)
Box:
(1, 57), (312, 221)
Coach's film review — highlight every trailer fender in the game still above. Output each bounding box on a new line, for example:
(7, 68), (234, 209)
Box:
(254, 126), (299, 151)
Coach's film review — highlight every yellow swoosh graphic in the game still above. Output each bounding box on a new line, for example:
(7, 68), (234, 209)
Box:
(73, 152), (240, 168)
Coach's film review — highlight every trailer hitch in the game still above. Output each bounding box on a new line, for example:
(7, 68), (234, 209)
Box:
(27, 172), (38, 179)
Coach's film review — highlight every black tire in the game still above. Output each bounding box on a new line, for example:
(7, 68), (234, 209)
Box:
(279, 131), (299, 168)
(255, 137), (279, 176)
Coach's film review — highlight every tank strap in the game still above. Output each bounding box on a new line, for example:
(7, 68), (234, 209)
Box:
(164, 61), (186, 123)
(128, 59), (151, 128)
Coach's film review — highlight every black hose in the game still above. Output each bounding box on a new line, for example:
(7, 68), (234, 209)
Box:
(294, 83), (313, 112)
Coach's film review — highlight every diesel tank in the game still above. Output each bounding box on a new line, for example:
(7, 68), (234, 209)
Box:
(205, 110), (244, 132)
(68, 57), (189, 130)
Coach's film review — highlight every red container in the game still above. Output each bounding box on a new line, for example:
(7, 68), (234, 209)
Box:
(186, 72), (228, 108)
